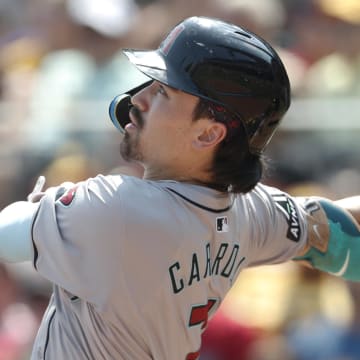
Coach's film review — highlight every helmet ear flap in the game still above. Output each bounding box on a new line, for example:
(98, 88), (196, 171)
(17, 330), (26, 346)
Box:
(109, 94), (132, 134)
(108, 80), (152, 133)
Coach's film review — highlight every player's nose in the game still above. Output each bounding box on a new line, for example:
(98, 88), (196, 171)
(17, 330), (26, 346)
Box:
(131, 82), (152, 112)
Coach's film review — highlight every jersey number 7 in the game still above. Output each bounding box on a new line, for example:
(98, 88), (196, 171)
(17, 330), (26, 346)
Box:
(186, 299), (218, 360)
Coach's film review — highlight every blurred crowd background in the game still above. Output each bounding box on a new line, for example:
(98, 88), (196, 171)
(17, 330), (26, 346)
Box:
(0, 0), (360, 359)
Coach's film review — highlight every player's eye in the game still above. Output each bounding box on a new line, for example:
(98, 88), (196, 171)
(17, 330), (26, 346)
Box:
(156, 84), (169, 98)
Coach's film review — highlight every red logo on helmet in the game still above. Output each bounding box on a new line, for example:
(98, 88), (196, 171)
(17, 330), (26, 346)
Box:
(160, 24), (185, 56)
(59, 185), (79, 206)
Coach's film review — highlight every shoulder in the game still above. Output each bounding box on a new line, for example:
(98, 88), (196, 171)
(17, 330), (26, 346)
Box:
(242, 183), (301, 212)
(52, 175), (180, 210)
(82, 174), (148, 193)
(81, 174), (175, 206)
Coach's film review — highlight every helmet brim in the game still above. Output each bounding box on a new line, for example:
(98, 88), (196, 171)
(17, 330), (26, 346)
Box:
(123, 49), (170, 87)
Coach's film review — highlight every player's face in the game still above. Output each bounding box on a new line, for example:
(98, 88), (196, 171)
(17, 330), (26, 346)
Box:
(120, 81), (203, 177)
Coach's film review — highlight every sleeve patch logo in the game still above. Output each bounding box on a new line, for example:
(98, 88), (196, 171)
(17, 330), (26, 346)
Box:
(272, 193), (301, 242)
(58, 185), (79, 206)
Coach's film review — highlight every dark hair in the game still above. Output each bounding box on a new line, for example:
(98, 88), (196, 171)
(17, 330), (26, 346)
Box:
(193, 99), (265, 194)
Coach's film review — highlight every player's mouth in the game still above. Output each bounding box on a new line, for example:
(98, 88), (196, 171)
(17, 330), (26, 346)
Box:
(126, 106), (144, 131)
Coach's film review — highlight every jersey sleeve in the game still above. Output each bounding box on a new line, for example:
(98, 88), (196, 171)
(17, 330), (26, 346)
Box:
(31, 175), (125, 306)
(245, 184), (308, 267)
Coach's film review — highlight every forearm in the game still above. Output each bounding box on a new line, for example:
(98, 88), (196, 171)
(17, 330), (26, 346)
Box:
(295, 197), (360, 281)
(335, 196), (360, 225)
(0, 201), (39, 262)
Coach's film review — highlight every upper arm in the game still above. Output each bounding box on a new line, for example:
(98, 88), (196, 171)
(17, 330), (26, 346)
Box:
(32, 175), (126, 304)
(245, 185), (308, 267)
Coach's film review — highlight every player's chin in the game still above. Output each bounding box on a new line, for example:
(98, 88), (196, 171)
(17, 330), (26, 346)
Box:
(120, 133), (142, 162)
(120, 135), (132, 161)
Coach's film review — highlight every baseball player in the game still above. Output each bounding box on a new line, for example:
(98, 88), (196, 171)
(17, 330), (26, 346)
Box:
(1, 16), (360, 360)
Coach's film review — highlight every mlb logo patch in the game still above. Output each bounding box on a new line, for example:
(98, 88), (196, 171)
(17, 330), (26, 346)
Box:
(216, 216), (229, 233)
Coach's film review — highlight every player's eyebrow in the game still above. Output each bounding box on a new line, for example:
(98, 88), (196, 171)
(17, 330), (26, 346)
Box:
(162, 83), (179, 94)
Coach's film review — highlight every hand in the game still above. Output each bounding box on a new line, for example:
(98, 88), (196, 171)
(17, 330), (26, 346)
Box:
(27, 176), (46, 203)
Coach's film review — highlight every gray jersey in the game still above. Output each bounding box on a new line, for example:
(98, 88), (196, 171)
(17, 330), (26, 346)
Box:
(30, 175), (307, 360)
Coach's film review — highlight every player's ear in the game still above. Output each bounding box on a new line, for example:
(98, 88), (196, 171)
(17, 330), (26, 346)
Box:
(193, 122), (227, 149)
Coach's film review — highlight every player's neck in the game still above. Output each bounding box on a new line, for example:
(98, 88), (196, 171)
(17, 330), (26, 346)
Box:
(143, 164), (212, 186)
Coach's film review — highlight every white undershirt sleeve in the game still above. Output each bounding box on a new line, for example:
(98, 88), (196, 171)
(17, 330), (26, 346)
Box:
(0, 201), (39, 262)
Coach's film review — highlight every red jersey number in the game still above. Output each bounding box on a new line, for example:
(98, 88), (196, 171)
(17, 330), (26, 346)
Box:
(186, 299), (218, 360)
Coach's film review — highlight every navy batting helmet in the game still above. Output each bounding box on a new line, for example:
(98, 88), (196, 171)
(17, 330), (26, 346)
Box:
(109, 16), (290, 154)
